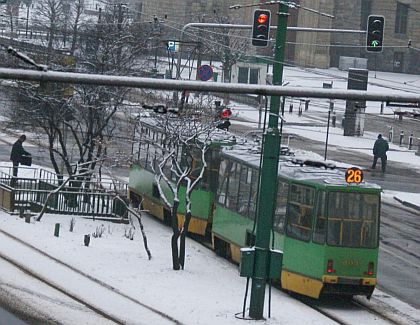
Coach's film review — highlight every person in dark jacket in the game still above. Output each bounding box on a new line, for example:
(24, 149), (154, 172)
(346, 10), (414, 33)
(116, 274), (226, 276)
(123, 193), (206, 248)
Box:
(10, 135), (30, 187)
(371, 134), (389, 173)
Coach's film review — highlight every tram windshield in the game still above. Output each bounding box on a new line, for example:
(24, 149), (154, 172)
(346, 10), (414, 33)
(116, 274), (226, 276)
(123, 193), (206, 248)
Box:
(327, 191), (379, 248)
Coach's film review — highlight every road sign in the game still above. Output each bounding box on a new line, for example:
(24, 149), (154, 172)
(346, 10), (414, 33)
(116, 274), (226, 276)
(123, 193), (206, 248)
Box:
(167, 41), (177, 52)
(197, 64), (213, 81)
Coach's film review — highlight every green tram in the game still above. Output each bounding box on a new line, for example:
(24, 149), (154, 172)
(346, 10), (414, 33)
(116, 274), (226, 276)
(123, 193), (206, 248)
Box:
(129, 121), (381, 299)
(212, 146), (380, 299)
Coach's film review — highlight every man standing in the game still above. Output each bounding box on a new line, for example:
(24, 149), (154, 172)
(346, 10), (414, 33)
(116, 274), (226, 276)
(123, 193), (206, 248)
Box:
(10, 135), (31, 187)
(371, 134), (389, 173)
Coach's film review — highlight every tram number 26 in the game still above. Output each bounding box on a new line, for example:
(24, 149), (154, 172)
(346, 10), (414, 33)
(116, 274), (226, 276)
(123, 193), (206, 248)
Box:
(345, 167), (364, 184)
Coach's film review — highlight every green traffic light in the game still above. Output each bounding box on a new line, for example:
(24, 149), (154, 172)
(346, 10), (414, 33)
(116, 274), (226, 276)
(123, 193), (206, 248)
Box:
(371, 40), (379, 47)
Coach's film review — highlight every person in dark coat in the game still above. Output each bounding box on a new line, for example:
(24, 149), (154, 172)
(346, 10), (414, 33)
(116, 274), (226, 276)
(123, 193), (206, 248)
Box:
(10, 135), (30, 187)
(371, 134), (389, 173)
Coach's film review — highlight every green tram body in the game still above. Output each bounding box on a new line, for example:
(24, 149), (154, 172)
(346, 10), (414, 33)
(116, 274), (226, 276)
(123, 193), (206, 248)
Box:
(212, 147), (380, 298)
(128, 121), (381, 299)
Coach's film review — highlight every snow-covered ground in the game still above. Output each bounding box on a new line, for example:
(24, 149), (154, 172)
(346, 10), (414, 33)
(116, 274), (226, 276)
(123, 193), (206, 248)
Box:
(1, 209), (420, 325)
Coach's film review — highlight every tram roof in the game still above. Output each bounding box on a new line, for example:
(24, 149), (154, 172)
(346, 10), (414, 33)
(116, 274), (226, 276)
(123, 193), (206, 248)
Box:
(221, 143), (381, 190)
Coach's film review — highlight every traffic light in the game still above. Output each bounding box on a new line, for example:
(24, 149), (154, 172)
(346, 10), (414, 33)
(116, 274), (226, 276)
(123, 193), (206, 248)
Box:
(217, 108), (232, 131)
(366, 15), (385, 52)
(252, 9), (271, 47)
(220, 108), (232, 119)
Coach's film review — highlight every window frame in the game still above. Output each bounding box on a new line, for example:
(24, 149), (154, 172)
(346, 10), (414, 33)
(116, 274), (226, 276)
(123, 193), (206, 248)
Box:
(395, 2), (408, 34)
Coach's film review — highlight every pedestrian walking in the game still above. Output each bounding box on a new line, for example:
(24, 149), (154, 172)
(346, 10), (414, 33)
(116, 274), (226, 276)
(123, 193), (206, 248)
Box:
(10, 135), (31, 187)
(371, 134), (389, 173)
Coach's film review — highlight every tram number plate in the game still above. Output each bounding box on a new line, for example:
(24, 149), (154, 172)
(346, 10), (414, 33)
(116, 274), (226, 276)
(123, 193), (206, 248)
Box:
(345, 167), (363, 184)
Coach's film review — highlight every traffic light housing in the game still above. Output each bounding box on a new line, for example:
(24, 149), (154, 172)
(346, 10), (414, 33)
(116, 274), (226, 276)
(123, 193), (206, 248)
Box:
(220, 108), (232, 119)
(252, 9), (271, 47)
(366, 15), (385, 52)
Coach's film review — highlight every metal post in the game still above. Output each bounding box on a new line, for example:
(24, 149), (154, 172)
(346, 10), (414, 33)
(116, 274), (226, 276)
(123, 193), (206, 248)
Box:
(25, 5), (30, 37)
(389, 126), (393, 143)
(409, 133), (413, 150)
(54, 223), (60, 237)
(325, 110), (331, 160)
(399, 130), (404, 146)
(332, 111), (336, 127)
(249, 3), (288, 320)
(305, 99), (309, 111)
(289, 102), (293, 113)
(380, 101), (384, 114)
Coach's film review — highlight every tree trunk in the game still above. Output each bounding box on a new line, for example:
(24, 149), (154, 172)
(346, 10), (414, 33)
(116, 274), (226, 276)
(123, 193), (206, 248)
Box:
(171, 202), (180, 270)
(179, 210), (192, 269)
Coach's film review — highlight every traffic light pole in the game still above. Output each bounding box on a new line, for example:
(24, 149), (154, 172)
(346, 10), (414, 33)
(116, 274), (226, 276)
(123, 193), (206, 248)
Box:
(249, 3), (288, 319)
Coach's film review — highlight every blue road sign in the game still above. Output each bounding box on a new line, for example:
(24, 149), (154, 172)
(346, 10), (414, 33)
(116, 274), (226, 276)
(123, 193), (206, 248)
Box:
(197, 64), (213, 81)
(167, 41), (177, 52)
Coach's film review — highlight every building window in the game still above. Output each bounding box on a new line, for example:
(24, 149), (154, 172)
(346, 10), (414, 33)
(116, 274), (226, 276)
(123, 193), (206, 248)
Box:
(238, 67), (248, 83)
(360, 0), (371, 29)
(238, 67), (260, 84)
(395, 2), (408, 34)
(249, 68), (259, 84)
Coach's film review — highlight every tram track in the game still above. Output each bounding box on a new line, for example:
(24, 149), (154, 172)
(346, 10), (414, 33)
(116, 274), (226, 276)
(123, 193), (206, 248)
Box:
(299, 295), (408, 325)
(190, 234), (413, 325)
(0, 228), (182, 325)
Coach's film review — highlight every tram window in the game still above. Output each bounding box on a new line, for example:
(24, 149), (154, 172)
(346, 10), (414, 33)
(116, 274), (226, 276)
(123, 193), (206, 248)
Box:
(274, 181), (289, 233)
(138, 141), (149, 169)
(226, 162), (240, 210)
(238, 165), (251, 217)
(217, 160), (229, 205)
(286, 184), (315, 241)
(207, 148), (220, 192)
(248, 169), (259, 220)
(327, 192), (379, 248)
(313, 191), (326, 244)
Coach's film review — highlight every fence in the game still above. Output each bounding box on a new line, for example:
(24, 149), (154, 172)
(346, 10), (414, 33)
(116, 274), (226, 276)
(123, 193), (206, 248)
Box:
(0, 166), (129, 223)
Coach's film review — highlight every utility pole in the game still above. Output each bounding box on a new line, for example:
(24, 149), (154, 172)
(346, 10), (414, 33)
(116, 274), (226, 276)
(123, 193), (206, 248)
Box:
(248, 3), (288, 319)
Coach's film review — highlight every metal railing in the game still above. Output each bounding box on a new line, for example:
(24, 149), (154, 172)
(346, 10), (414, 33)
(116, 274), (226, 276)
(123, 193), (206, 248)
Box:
(0, 166), (129, 222)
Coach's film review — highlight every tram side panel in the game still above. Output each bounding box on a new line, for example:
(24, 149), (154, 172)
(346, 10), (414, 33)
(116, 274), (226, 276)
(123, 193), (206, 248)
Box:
(129, 164), (215, 235)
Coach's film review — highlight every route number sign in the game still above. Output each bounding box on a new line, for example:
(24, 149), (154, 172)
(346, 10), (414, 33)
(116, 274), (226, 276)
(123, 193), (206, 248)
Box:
(345, 167), (364, 184)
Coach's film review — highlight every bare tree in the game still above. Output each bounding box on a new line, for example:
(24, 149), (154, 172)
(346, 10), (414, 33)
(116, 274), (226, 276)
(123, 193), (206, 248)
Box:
(32, 0), (65, 57)
(145, 111), (216, 270)
(9, 3), (150, 180)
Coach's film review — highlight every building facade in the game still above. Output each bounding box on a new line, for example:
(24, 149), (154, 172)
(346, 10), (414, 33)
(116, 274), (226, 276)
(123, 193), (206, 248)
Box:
(331, 0), (420, 74)
(127, 0), (419, 74)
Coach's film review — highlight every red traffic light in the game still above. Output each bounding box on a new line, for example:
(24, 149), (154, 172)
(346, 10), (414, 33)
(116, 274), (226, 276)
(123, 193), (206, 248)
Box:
(220, 108), (232, 119)
(257, 14), (268, 24)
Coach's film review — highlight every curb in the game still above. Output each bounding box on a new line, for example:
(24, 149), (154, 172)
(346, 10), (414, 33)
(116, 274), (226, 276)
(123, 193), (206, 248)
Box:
(393, 196), (420, 213)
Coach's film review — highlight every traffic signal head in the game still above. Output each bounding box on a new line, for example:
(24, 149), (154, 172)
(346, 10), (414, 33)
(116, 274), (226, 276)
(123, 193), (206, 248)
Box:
(366, 15), (385, 52)
(252, 9), (271, 47)
(220, 108), (232, 119)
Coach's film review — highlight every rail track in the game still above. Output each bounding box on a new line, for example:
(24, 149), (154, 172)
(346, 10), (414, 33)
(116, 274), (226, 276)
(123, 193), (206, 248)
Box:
(0, 228), (182, 325)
